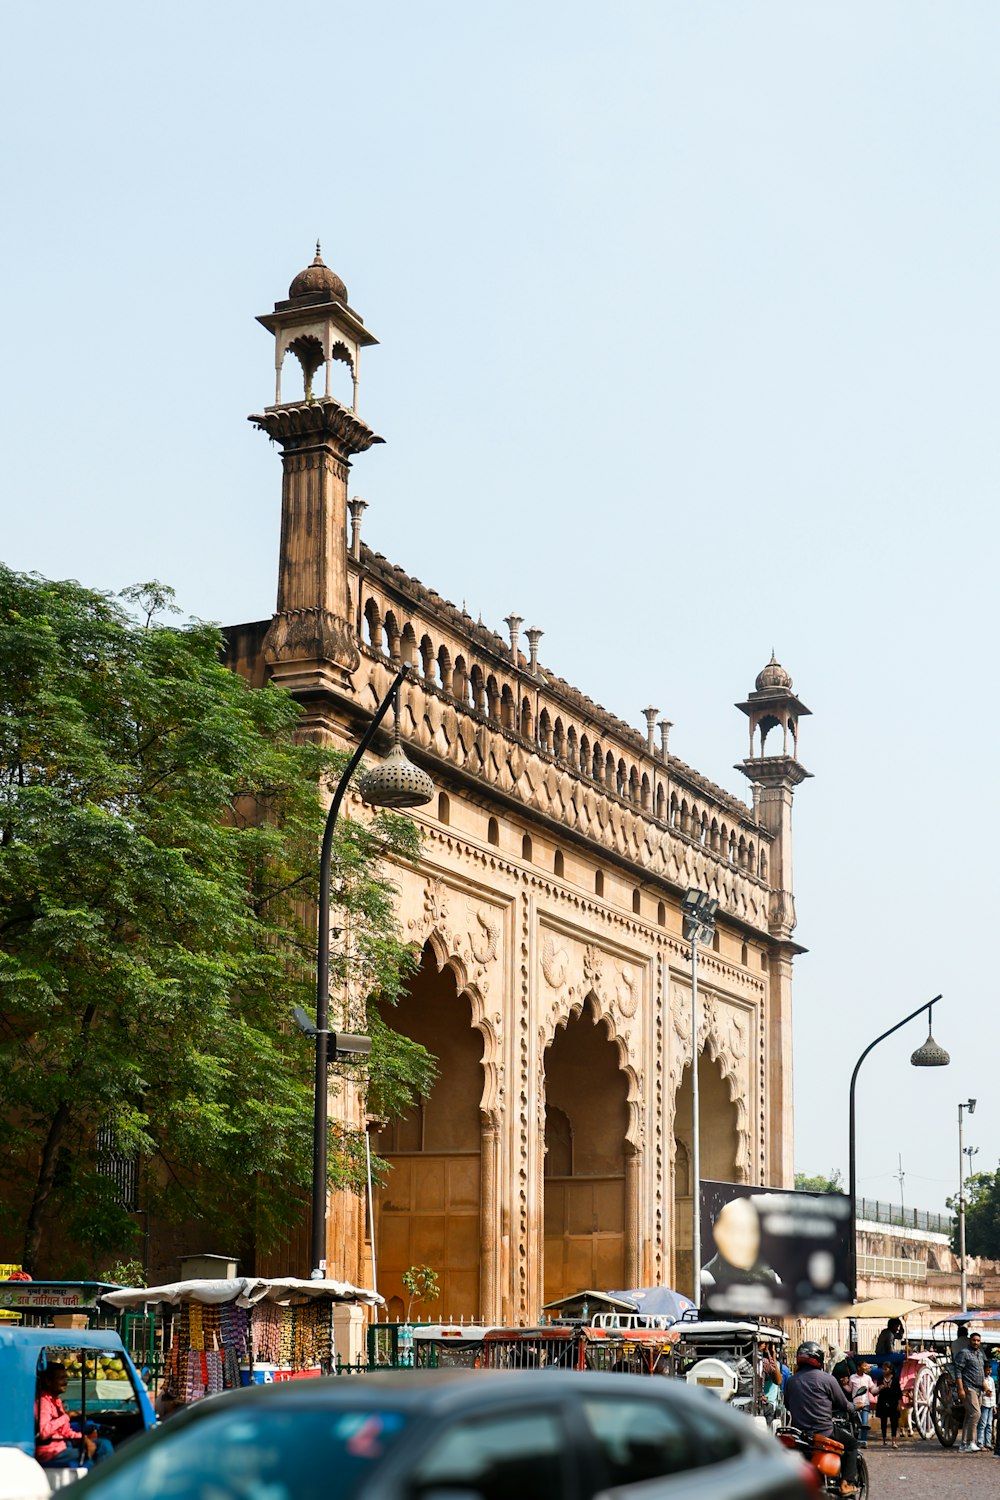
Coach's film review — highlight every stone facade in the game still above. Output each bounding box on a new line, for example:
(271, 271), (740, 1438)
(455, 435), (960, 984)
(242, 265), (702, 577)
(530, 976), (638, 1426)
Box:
(225, 251), (811, 1325)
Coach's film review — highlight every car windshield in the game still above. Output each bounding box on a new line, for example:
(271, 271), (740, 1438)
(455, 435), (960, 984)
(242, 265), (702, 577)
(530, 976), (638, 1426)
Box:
(82, 1406), (409, 1500)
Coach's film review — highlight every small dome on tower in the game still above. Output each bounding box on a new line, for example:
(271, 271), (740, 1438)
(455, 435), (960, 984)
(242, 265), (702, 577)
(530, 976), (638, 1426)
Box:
(755, 652), (792, 692)
(288, 243), (347, 303)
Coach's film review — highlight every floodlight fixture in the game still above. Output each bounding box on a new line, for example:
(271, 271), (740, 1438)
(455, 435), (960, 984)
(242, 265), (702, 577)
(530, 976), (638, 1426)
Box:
(293, 1006), (318, 1039)
(330, 1032), (372, 1061)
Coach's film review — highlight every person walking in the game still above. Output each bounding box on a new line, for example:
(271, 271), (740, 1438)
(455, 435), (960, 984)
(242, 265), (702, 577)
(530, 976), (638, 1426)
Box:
(849, 1359), (876, 1448)
(956, 1330), (987, 1452)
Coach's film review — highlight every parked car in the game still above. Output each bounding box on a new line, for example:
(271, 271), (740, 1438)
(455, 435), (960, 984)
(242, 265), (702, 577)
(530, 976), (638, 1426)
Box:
(73, 1369), (815, 1499)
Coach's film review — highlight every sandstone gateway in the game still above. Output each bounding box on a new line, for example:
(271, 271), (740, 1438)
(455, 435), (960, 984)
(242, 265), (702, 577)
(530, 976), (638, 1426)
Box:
(226, 248), (811, 1327)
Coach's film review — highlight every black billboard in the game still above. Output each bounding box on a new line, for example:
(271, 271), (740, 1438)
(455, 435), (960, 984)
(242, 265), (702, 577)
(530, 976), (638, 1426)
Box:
(699, 1179), (851, 1317)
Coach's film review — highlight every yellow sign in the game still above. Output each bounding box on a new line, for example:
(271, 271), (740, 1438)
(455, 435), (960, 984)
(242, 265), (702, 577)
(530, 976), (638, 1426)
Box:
(0, 1265), (23, 1278)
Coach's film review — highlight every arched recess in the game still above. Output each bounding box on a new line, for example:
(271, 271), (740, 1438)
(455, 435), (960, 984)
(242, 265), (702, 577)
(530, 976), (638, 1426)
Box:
(671, 1048), (742, 1299)
(542, 996), (635, 1304)
(373, 941), (496, 1321)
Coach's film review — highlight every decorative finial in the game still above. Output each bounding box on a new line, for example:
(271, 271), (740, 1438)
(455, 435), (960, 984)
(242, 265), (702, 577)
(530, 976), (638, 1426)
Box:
(315, 239), (322, 261)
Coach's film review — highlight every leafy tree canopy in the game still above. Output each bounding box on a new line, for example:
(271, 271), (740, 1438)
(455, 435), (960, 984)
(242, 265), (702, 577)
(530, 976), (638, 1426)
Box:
(794, 1169), (844, 1194)
(947, 1170), (1000, 1259)
(0, 567), (435, 1273)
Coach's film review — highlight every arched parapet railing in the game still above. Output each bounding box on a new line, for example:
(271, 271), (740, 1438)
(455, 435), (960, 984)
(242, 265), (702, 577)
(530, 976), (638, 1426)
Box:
(363, 596), (381, 650)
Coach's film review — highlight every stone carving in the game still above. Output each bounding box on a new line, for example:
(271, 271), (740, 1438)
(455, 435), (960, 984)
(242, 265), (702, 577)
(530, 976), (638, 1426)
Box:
(468, 904), (500, 966)
(262, 607), (360, 675)
(583, 943), (604, 995)
(424, 878), (450, 929)
(615, 963), (638, 1019)
(541, 931), (569, 989)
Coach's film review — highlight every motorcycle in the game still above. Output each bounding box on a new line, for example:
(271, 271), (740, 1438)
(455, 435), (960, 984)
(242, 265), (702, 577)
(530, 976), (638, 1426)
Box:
(777, 1415), (870, 1498)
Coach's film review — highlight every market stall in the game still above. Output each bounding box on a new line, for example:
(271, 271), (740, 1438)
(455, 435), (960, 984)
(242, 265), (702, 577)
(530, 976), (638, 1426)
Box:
(104, 1276), (383, 1403)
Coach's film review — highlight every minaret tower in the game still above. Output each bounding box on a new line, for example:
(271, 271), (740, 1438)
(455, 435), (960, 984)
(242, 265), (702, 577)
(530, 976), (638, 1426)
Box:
(250, 246), (382, 717)
(736, 654), (811, 1187)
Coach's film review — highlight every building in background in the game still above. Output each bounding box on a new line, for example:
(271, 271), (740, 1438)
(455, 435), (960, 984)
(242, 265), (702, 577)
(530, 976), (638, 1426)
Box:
(225, 248), (813, 1324)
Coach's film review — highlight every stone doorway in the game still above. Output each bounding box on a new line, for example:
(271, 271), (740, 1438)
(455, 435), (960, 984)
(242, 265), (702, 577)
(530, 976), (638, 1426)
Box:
(542, 998), (629, 1303)
(373, 944), (484, 1321)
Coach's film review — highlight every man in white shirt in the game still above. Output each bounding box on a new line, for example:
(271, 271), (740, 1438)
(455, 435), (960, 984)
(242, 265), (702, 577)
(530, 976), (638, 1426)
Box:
(976, 1362), (996, 1452)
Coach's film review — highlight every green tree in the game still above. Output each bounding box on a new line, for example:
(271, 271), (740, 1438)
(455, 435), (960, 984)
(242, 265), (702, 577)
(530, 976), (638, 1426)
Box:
(0, 567), (435, 1272)
(401, 1263), (441, 1320)
(794, 1169), (844, 1194)
(947, 1170), (1000, 1259)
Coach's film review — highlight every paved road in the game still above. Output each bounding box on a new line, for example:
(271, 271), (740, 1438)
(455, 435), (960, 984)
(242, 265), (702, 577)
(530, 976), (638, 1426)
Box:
(863, 1437), (998, 1496)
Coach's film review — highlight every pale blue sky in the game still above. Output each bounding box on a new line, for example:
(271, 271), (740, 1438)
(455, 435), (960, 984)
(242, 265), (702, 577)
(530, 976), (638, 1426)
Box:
(3, 2), (996, 1215)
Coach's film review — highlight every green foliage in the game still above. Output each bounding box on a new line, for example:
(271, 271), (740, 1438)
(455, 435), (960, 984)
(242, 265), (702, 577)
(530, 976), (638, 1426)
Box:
(0, 567), (435, 1271)
(100, 1258), (147, 1288)
(947, 1170), (1000, 1258)
(401, 1263), (440, 1319)
(794, 1169), (844, 1194)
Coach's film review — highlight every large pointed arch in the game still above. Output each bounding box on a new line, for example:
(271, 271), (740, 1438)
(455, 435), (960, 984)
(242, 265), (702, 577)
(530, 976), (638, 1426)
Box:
(373, 940), (488, 1321)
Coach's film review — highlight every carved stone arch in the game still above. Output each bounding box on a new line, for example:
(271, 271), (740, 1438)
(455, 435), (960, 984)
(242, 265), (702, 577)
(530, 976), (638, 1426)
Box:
(436, 642), (453, 693)
(422, 928), (502, 1118)
(542, 988), (642, 1152)
(452, 653), (469, 703)
(668, 991), (751, 1184)
(363, 596), (381, 649)
(283, 333), (325, 396)
(700, 1025), (751, 1183)
(329, 338), (355, 375)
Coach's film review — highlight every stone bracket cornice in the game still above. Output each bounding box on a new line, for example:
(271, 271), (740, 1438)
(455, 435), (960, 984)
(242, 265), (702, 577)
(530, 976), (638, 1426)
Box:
(736, 756), (811, 787)
(249, 398), (384, 456)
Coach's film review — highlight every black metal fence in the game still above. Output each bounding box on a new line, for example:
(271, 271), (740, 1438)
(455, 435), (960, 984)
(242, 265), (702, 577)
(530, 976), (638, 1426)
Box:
(856, 1198), (953, 1234)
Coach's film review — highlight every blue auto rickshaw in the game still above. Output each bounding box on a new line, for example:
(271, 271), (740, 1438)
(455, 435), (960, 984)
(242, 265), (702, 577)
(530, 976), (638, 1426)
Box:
(0, 1327), (156, 1469)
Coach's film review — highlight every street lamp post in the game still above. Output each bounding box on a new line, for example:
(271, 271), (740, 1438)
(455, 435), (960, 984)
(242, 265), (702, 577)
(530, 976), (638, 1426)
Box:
(847, 996), (948, 1301)
(958, 1098), (976, 1311)
(307, 665), (433, 1280)
(681, 888), (719, 1305)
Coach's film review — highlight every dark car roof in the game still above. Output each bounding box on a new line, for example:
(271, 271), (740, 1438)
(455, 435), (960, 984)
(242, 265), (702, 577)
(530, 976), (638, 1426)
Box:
(157, 1368), (766, 1431)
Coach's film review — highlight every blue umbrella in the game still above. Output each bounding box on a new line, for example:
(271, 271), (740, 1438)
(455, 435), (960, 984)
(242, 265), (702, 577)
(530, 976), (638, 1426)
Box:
(607, 1287), (696, 1321)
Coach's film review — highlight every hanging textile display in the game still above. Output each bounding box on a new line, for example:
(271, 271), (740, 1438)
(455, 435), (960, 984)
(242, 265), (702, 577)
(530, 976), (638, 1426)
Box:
(104, 1277), (373, 1406)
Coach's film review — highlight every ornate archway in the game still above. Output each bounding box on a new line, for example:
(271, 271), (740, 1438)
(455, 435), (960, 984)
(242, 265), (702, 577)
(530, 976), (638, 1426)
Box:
(542, 996), (631, 1304)
(373, 942), (488, 1321)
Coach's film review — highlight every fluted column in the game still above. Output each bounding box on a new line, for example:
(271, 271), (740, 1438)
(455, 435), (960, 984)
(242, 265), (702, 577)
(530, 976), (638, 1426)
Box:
(479, 1112), (500, 1323)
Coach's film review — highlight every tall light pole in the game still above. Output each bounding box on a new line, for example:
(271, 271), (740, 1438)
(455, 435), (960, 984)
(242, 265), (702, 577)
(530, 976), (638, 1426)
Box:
(847, 997), (948, 1300)
(958, 1098), (976, 1311)
(682, 887), (719, 1305)
(306, 665), (433, 1280)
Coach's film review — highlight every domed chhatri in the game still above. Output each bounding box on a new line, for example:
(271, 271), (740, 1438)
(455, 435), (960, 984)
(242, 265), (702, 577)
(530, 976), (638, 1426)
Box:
(288, 242), (348, 304)
(755, 652), (792, 693)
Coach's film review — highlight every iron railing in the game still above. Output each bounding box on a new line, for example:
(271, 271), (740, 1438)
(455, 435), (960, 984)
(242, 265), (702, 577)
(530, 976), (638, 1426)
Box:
(856, 1198), (953, 1234)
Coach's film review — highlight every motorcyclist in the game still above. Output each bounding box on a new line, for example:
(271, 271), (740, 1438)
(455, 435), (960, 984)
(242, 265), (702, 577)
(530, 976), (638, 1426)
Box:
(784, 1341), (859, 1497)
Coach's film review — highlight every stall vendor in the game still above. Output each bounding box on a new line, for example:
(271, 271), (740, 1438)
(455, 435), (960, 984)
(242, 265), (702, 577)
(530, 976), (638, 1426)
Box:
(35, 1364), (113, 1468)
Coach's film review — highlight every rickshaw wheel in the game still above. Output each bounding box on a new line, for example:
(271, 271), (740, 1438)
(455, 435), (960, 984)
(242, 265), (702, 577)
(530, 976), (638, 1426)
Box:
(911, 1365), (936, 1440)
(930, 1370), (962, 1448)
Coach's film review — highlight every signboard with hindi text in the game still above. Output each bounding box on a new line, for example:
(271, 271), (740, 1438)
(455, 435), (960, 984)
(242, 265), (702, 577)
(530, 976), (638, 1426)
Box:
(0, 1281), (105, 1311)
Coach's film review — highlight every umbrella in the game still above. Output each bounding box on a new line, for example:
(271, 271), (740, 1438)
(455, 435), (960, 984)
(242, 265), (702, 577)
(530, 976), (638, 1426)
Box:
(607, 1287), (697, 1321)
(828, 1298), (929, 1320)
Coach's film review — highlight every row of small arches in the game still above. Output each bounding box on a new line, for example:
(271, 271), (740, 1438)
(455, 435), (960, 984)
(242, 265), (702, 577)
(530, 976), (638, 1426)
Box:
(363, 596), (767, 880)
(435, 793), (767, 971)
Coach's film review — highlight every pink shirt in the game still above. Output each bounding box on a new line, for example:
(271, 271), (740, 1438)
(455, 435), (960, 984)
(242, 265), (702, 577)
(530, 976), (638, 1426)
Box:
(849, 1373), (876, 1409)
(35, 1392), (81, 1461)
